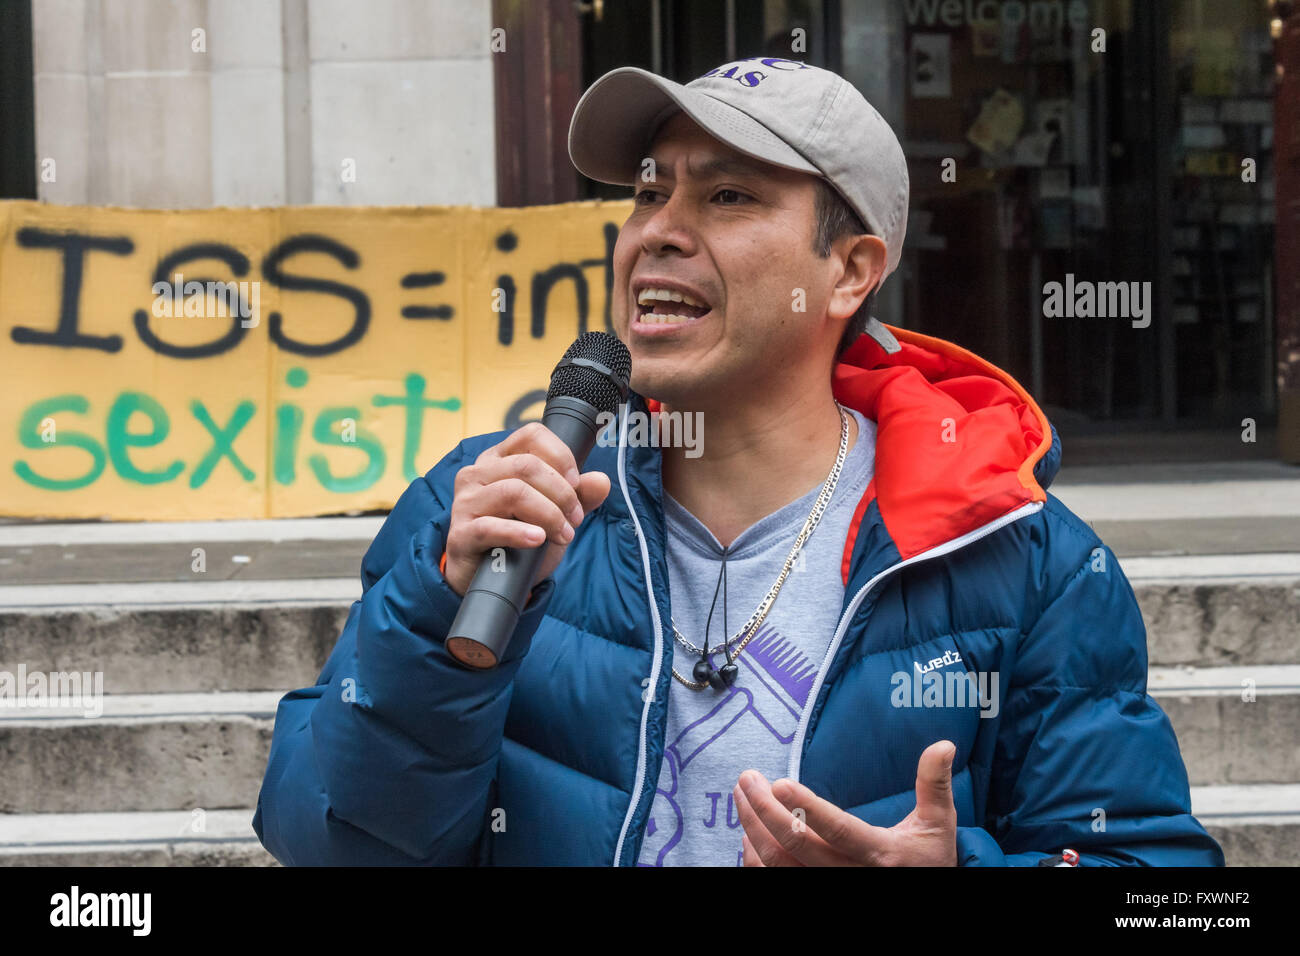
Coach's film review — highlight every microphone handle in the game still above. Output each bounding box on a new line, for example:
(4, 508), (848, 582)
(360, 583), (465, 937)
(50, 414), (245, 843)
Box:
(444, 396), (606, 669)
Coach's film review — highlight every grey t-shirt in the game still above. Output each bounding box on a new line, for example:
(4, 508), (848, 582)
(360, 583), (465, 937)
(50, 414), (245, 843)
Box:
(637, 408), (876, 866)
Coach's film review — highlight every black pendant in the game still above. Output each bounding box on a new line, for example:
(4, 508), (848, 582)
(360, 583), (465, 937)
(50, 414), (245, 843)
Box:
(693, 658), (712, 683)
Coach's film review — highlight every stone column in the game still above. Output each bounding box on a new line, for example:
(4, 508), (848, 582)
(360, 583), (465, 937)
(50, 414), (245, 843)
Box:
(31, 0), (496, 208)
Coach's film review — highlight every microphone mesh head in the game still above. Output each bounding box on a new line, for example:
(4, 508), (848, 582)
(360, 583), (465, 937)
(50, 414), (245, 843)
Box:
(546, 332), (631, 414)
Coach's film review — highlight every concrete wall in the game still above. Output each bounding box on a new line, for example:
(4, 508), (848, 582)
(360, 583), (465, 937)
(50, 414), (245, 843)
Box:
(32, 0), (496, 208)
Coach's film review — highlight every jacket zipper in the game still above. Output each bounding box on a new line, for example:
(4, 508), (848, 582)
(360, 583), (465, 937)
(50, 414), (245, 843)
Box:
(612, 405), (665, 867)
(786, 499), (1045, 782)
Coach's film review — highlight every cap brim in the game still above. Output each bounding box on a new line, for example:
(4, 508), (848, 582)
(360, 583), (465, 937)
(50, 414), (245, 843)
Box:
(568, 67), (821, 187)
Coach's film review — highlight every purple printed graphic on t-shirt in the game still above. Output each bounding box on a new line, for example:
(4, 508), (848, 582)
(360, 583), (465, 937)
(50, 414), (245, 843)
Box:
(636, 410), (875, 867)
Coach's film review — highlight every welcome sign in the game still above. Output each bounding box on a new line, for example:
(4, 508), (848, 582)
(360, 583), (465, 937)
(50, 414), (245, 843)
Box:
(0, 199), (632, 520)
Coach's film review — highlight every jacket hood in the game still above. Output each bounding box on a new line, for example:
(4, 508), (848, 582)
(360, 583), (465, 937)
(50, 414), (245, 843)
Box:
(637, 323), (1058, 565)
(832, 324), (1057, 561)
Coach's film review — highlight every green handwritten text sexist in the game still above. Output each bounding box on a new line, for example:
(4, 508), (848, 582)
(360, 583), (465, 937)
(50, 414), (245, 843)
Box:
(14, 370), (460, 493)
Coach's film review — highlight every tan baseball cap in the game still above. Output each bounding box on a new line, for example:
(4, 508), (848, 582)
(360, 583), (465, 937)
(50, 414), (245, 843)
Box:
(568, 57), (910, 279)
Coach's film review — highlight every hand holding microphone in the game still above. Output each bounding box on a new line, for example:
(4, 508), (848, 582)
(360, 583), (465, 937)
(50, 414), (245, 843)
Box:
(441, 424), (607, 598)
(443, 332), (632, 669)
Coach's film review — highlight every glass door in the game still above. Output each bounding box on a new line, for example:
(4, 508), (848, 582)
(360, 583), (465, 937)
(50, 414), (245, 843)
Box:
(576, 0), (1279, 436)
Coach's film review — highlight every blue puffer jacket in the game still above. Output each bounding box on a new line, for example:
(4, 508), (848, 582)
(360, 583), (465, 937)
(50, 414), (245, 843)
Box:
(253, 325), (1224, 866)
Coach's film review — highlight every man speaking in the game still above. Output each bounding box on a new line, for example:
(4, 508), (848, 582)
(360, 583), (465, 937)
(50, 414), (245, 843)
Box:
(253, 57), (1223, 866)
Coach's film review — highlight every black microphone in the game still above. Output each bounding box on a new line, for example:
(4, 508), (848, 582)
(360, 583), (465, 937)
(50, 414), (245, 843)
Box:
(444, 332), (632, 670)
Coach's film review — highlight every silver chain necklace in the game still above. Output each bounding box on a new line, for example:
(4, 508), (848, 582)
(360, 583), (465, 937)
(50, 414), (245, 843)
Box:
(670, 404), (851, 691)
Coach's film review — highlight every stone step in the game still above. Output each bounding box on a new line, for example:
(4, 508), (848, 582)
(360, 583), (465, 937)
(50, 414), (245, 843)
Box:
(1149, 665), (1300, 787)
(1050, 462), (1300, 523)
(1188, 784), (1300, 867)
(0, 809), (274, 866)
(2, 556), (1296, 696)
(0, 587), (352, 695)
(0, 691), (276, 814)
(1, 669), (1295, 815)
(1, 785), (1292, 866)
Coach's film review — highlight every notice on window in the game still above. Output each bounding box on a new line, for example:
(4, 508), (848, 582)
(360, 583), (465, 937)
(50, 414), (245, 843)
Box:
(910, 34), (952, 99)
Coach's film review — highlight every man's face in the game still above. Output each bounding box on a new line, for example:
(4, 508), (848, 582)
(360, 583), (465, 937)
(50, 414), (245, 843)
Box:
(612, 111), (836, 405)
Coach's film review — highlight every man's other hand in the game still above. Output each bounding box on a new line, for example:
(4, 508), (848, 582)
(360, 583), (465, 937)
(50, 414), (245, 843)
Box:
(734, 740), (958, 867)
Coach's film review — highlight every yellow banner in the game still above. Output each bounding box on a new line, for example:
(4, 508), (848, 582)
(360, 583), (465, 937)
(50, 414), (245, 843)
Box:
(0, 199), (632, 520)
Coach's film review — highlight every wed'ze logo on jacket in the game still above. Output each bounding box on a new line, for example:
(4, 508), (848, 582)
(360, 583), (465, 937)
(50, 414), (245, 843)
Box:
(890, 650), (1001, 719)
(916, 648), (962, 674)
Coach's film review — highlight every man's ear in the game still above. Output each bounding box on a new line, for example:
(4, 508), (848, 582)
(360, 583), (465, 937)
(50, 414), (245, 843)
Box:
(828, 234), (887, 323)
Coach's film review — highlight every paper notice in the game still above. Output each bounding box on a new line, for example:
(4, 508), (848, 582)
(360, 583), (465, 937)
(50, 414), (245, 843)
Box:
(911, 34), (952, 99)
(967, 88), (1025, 155)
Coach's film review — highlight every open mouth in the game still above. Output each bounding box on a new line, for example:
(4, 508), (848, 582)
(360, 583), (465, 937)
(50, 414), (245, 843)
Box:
(634, 286), (712, 325)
